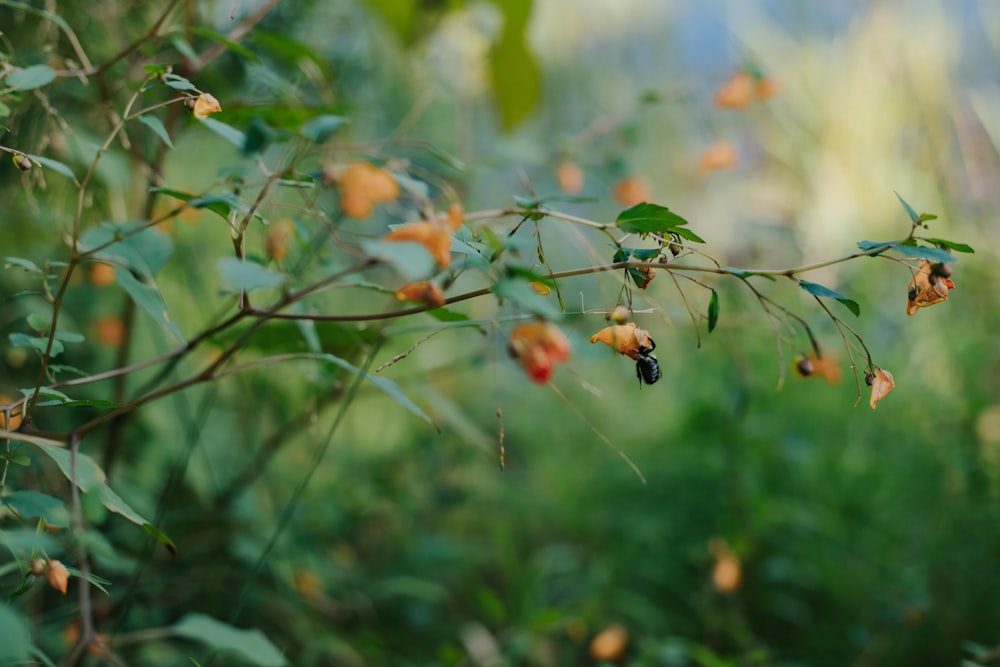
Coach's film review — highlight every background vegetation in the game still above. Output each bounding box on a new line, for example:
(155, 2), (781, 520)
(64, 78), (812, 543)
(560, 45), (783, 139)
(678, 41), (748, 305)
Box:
(1, 1), (999, 666)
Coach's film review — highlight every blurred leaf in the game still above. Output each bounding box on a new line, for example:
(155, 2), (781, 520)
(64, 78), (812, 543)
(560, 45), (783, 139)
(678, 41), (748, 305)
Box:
(53, 330), (84, 343)
(9, 333), (63, 358)
(300, 115), (348, 142)
(217, 258), (286, 293)
(0, 528), (58, 555)
(364, 0), (417, 44)
(7, 64), (55, 90)
(79, 222), (174, 278)
(360, 240), (436, 282)
(143, 523), (177, 555)
(708, 290), (719, 332)
(427, 308), (470, 323)
(895, 192), (920, 223)
(616, 203), (693, 236)
(25, 313), (49, 332)
(138, 115), (174, 148)
(198, 117), (246, 148)
(186, 26), (260, 62)
(172, 613), (287, 667)
(4, 256), (42, 273)
(26, 154), (76, 179)
(491, 278), (562, 318)
(0, 605), (31, 663)
(922, 237), (974, 253)
(488, 0), (540, 129)
(892, 243), (955, 264)
(2, 490), (70, 527)
(94, 484), (147, 525)
(918, 213), (938, 223)
(856, 240), (893, 255)
(799, 280), (860, 316)
(243, 116), (274, 155)
(312, 353), (434, 426)
(613, 246), (662, 262)
(114, 267), (186, 343)
(162, 73), (196, 90)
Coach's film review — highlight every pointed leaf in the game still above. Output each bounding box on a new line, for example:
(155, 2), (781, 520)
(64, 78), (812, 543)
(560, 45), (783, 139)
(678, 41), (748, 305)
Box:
(799, 280), (860, 316)
(616, 203), (692, 235)
(79, 222), (174, 278)
(300, 115), (348, 142)
(186, 26), (261, 62)
(2, 490), (69, 527)
(143, 523), (177, 555)
(890, 243), (954, 265)
(172, 614), (287, 667)
(4, 256), (42, 273)
(138, 115), (174, 148)
(313, 353), (434, 426)
(198, 117), (246, 148)
(217, 258), (286, 293)
(922, 237), (974, 254)
(707, 290), (720, 332)
(895, 192), (920, 224)
(26, 154), (76, 179)
(114, 268), (186, 343)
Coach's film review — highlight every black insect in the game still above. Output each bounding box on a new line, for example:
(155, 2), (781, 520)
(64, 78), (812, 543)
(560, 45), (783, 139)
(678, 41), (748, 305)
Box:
(634, 339), (661, 386)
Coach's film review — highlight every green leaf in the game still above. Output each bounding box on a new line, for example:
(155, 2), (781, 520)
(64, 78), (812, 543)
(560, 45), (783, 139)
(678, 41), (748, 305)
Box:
(426, 308), (470, 323)
(78, 222), (174, 278)
(313, 353), (434, 427)
(922, 237), (974, 254)
(7, 64), (55, 90)
(2, 490), (70, 528)
(491, 278), (562, 318)
(890, 243), (955, 265)
(615, 246), (662, 262)
(0, 605), (31, 663)
(615, 203), (693, 236)
(9, 332), (63, 358)
(59, 399), (122, 408)
(799, 280), (860, 317)
(162, 73), (196, 90)
(26, 313), (50, 332)
(671, 226), (706, 243)
(0, 528), (58, 555)
(488, 0), (540, 129)
(114, 268), (186, 343)
(917, 213), (938, 223)
(53, 330), (84, 344)
(895, 192), (920, 223)
(143, 522), (178, 555)
(172, 614), (286, 667)
(138, 115), (174, 148)
(242, 116), (274, 155)
(4, 256), (42, 273)
(360, 240), (436, 282)
(217, 258), (286, 293)
(707, 290), (720, 332)
(198, 117), (246, 148)
(186, 26), (261, 62)
(857, 240), (894, 255)
(26, 154), (76, 179)
(30, 442), (149, 526)
(300, 115), (348, 142)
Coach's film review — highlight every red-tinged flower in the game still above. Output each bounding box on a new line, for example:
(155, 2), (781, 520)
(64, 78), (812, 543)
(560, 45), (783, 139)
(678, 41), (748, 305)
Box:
(868, 368), (895, 409)
(590, 323), (653, 361)
(383, 221), (453, 267)
(395, 281), (445, 308)
(906, 261), (955, 316)
(508, 322), (571, 384)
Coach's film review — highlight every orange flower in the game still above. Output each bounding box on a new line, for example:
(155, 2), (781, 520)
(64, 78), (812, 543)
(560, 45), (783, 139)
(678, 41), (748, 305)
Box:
(906, 261), (955, 316)
(698, 140), (738, 172)
(531, 281), (551, 296)
(590, 323), (653, 361)
(191, 93), (222, 119)
(793, 353), (842, 384)
(383, 222), (453, 267)
(395, 281), (445, 308)
(326, 162), (400, 220)
(0, 394), (23, 431)
(714, 71), (754, 109)
(45, 559), (69, 594)
(441, 203), (465, 232)
(868, 368), (895, 409)
(95, 316), (126, 347)
(89, 263), (116, 287)
(708, 537), (742, 593)
(612, 176), (652, 207)
(508, 322), (571, 384)
(754, 76), (781, 100)
(265, 219), (295, 262)
(556, 160), (585, 195)
(589, 624), (628, 662)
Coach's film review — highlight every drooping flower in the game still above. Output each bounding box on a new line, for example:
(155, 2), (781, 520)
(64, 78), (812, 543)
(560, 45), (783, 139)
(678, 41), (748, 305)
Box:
(590, 323), (654, 361)
(793, 353), (842, 384)
(395, 281), (445, 309)
(907, 261), (955, 316)
(325, 162), (400, 220)
(45, 559), (69, 594)
(868, 368), (895, 409)
(508, 322), (571, 384)
(191, 93), (222, 119)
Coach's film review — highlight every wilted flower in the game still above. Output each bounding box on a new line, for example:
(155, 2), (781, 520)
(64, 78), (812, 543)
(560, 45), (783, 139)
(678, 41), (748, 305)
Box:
(191, 93), (222, 119)
(0, 394), (23, 431)
(907, 261), (955, 316)
(325, 162), (400, 220)
(508, 322), (571, 384)
(395, 281), (445, 308)
(265, 219), (296, 262)
(868, 368), (895, 409)
(45, 559), (69, 594)
(590, 323), (654, 361)
(383, 221), (453, 267)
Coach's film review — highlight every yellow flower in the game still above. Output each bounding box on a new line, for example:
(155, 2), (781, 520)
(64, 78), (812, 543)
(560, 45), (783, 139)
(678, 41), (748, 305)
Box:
(191, 93), (222, 119)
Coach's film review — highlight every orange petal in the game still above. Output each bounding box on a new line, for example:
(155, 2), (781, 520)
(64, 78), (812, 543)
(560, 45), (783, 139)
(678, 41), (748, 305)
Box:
(869, 369), (895, 409)
(0, 394), (23, 431)
(395, 281), (445, 308)
(46, 559), (69, 594)
(192, 93), (222, 119)
(442, 203), (465, 232)
(383, 222), (452, 267)
(906, 262), (954, 315)
(714, 71), (753, 109)
(590, 323), (653, 360)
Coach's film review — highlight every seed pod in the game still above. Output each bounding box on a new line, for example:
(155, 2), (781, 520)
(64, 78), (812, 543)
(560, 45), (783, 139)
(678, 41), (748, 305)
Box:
(795, 357), (814, 377)
(12, 154), (32, 171)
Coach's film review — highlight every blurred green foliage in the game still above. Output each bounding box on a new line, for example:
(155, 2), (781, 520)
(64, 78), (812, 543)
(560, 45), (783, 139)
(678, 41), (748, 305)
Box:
(1, 1), (1000, 666)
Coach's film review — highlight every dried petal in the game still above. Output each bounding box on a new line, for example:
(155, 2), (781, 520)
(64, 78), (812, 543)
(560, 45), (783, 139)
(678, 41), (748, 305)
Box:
(46, 559), (69, 594)
(395, 281), (445, 308)
(383, 222), (452, 267)
(869, 368), (895, 409)
(906, 261), (956, 315)
(192, 93), (222, 119)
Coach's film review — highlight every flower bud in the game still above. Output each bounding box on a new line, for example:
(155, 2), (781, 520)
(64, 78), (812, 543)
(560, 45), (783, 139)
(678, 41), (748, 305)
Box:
(45, 559), (69, 594)
(12, 154), (32, 171)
